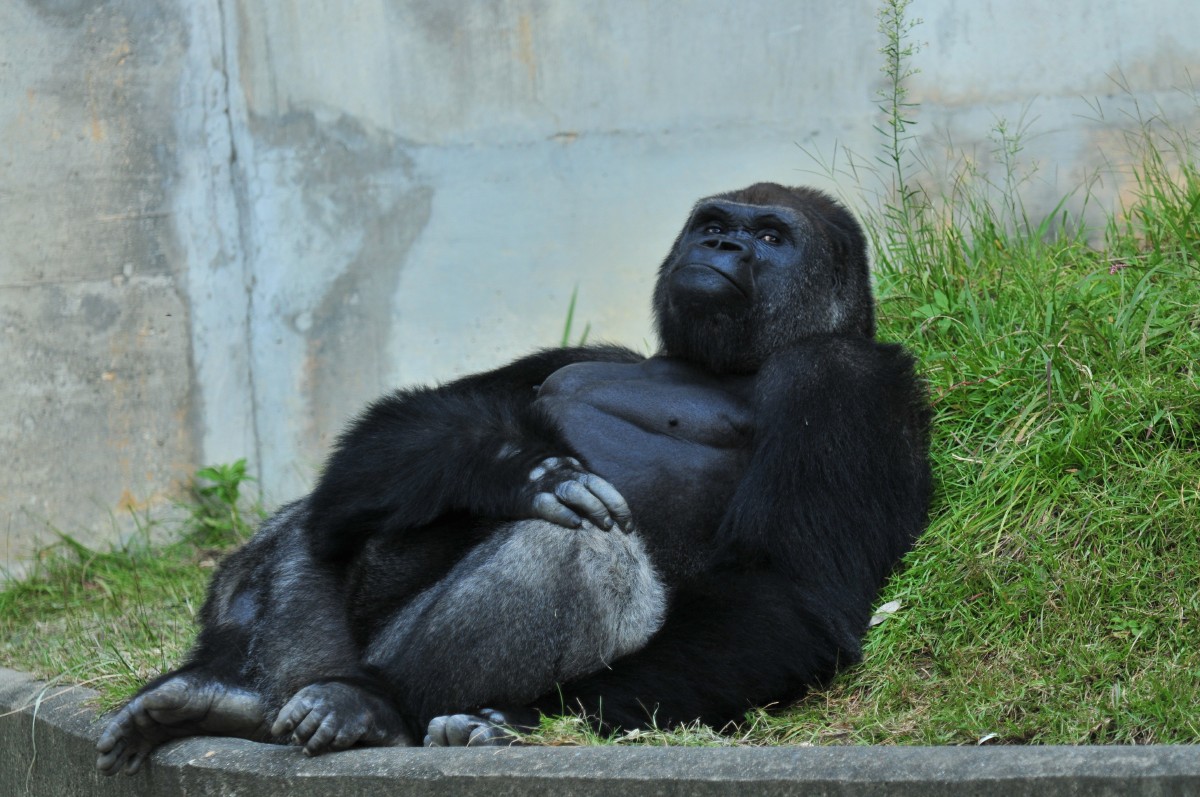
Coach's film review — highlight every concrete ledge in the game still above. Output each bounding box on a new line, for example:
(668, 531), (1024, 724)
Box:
(2, 668), (1197, 796)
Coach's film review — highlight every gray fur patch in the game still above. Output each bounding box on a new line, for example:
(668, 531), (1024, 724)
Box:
(208, 499), (308, 629)
(366, 520), (666, 715)
(570, 525), (667, 664)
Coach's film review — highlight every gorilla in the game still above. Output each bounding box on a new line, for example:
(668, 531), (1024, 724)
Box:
(96, 183), (931, 774)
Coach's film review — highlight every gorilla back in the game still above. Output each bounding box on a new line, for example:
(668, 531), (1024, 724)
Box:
(97, 183), (930, 773)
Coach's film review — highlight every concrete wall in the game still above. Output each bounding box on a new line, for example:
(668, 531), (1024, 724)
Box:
(2, 0), (1198, 572)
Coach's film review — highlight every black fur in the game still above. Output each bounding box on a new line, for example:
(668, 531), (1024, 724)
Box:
(96, 184), (930, 773)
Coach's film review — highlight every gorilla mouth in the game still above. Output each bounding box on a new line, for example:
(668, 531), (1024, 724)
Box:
(676, 263), (747, 298)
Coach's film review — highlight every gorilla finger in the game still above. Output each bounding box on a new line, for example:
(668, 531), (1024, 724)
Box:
(444, 714), (482, 746)
(303, 716), (340, 756)
(578, 473), (634, 531)
(425, 715), (449, 747)
(96, 719), (129, 753)
(529, 456), (584, 483)
(554, 480), (614, 530)
(291, 707), (327, 745)
(271, 695), (311, 736)
(95, 732), (116, 756)
(332, 722), (365, 750)
(125, 750), (148, 776)
(96, 741), (128, 774)
(532, 492), (583, 529)
(529, 456), (564, 482)
(467, 722), (514, 747)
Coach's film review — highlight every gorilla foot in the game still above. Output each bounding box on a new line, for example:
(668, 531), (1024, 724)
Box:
(95, 673), (269, 776)
(424, 707), (536, 747)
(272, 681), (412, 756)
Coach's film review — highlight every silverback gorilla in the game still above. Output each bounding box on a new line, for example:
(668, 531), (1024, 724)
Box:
(97, 183), (931, 774)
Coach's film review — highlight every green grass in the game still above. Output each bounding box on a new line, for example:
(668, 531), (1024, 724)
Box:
(2, 1), (1198, 745)
(0, 462), (259, 712)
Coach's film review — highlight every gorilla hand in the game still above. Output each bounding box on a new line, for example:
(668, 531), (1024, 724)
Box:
(528, 457), (633, 532)
(424, 706), (538, 747)
(272, 681), (411, 755)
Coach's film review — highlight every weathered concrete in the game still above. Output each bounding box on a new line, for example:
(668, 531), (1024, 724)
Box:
(0, 1), (196, 571)
(2, 669), (1198, 796)
(2, 0), (1199, 568)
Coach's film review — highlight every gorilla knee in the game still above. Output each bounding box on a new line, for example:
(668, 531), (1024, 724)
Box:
(364, 520), (666, 714)
(567, 524), (667, 661)
(484, 520), (666, 671)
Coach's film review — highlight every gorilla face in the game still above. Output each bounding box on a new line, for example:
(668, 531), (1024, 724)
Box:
(666, 199), (811, 315)
(653, 183), (875, 374)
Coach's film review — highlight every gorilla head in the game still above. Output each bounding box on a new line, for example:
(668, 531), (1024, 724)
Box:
(653, 183), (875, 374)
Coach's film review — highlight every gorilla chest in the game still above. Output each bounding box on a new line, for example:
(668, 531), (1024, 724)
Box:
(534, 358), (754, 542)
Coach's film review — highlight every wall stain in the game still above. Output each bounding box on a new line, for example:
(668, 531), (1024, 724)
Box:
(246, 110), (433, 460)
(516, 13), (538, 85)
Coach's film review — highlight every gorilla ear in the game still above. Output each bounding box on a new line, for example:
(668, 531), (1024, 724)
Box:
(795, 194), (868, 269)
(819, 213), (864, 264)
(787, 189), (875, 339)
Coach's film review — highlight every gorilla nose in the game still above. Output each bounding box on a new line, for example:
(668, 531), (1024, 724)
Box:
(699, 237), (747, 252)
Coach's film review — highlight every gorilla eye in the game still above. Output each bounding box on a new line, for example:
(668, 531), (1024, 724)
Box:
(702, 224), (724, 235)
(759, 232), (782, 245)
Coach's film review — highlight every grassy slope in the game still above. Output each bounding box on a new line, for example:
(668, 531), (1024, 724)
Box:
(769, 132), (1200, 746)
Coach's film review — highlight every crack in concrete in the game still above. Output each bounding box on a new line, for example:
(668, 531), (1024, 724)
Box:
(214, 0), (264, 482)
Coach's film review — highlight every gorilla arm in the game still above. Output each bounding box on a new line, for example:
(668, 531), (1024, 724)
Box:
(306, 345), (642, 562)
(526, 337), (932, 731)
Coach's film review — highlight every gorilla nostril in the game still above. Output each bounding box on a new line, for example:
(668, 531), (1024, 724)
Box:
(700, 238), (746, 252)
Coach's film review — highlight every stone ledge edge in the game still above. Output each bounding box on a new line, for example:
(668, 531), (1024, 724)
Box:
(1, 667), (1197, 796)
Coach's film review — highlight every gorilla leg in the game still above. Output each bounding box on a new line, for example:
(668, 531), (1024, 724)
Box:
(95, 503), (297, 775)
(97, 501), (411, 775)
(356, 520), (666, 744)
(99, 508), (666, 768)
